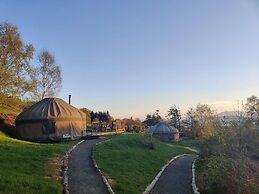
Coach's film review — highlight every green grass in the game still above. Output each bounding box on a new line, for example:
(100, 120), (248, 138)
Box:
(176, 139), (205, 147)
(94, 134), (196, 194)
(0, 132), (74, 194)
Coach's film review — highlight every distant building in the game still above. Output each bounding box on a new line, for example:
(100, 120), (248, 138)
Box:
(112, 119), (125, 132)
(148, 122), (179, 142)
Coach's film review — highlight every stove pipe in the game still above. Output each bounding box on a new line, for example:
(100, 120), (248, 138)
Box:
(69, 95), (72, 104)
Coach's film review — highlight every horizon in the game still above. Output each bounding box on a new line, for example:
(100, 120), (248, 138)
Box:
(1, 0), (259, 119)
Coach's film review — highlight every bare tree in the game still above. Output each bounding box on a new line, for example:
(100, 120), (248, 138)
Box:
(33, 50), (62, 100)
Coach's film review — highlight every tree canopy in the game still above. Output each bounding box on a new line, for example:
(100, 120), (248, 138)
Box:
(33, 50), (62, 100)
(186, 104), (216, 138)
(0, 22), (62, 105)
(0, 22), (36, 97)
(168, 105), (181, 129)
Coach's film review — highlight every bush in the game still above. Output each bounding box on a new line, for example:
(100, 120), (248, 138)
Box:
(197, 154), (259, 194)
(140, 134), (157, 150)
(196, 121), (259, 194)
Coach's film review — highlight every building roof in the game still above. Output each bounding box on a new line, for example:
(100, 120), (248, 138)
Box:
(148, 122), (179, 134)
(16, 97), (85, 122)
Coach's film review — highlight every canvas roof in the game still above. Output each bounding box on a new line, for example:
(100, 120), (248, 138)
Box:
(16, 98), (85, 122)
(148, 122), (179, 134)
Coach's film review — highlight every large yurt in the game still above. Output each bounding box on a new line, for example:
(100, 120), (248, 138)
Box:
(15, 98), (86, 142)
(148, 122), (179, 142)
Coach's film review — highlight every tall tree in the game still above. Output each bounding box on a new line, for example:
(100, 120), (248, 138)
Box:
(0, 22), (35, 97)
(245, 95), (259, 119)
(33, 50), (62, 99)
(186, 104), (216, 138)
(168, 105), (181, 130)
(144, 110), (162, 126)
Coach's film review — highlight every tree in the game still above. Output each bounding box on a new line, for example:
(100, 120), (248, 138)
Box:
(33, 50), (62, 99)
(0, 22), (36, 97)
(90, 111), (113, 124)
(168, 105), (181, 130)
(245, 95), (259, 120)
(123, 117), (144, 133)
(186, 104), (216, 138)
(80, 108), (91, 125)
(144, 110), (162, 126)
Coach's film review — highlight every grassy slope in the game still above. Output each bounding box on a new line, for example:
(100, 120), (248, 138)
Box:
(176, 139), (205, 148)
(94, 134), (196, 194)
(0, 132), (73, 194)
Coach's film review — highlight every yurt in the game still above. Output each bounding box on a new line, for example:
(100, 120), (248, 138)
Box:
(15, 98), (86, 142)
(148, 122), (179, 142)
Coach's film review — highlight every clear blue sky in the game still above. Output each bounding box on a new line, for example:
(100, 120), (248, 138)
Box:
(1, 0), (259, 119)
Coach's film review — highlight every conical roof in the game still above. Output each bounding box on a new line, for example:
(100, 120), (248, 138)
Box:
(16, 98), (85, 122)
(148, 122), (179, 134)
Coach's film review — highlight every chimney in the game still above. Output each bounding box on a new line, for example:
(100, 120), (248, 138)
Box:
(69, 95), (72, 104)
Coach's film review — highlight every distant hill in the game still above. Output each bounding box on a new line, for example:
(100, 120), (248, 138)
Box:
(217, 111), (245, 118)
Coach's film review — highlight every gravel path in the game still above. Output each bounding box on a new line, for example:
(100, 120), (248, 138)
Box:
(68, 138), (109, 194)
(150, 155), (197, 194)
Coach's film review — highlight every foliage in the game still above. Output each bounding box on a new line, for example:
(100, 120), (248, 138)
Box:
(197, 151), (259, 194)
(123, 117), (145, 133)
(186, 104), (217, 139)
(245, 95), (259, 122)
(94, 134), (195, 194)
(0, 22), (36, 98)
(195, 97), (259, 194)
(80, 108), (91, 125)
(0, 22), (62, 103)
(0, 132), (75, 194)
(140, 133), (157, 149)
(0, 92), (35, 115)
(32, 50), (62, 100)
(168, 105), (181, 129)
(143, 110), (162, 126)
(90, 111), (112, 123)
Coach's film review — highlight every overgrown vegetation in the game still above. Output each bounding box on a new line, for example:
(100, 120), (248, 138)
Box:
(187, 96), (259, 194)
(196, 123), (259, 194)
(0, 92), (34, 115)
(94, 134), (196, 194)
(0, 132), (74, 194)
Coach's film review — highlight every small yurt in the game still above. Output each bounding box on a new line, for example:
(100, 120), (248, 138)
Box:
(15, 98), (86, 142)
(148, 122), (179, 142)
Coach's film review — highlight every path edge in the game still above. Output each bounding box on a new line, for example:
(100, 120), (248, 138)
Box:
(143, 153), (195, 194)
(192, 157), (200, 194)
(63, 139), (85, 194)
(92, 138), (115, 194)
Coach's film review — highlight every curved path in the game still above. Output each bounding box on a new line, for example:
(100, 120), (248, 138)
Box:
(150, 155), (197, 194)
(68, 138), (109, 194)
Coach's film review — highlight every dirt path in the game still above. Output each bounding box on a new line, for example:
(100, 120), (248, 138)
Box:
(68, 138), (109, 194)
(150, 155), (197, 194)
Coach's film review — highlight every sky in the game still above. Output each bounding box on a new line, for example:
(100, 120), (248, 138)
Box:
(1, 0), (259, 119)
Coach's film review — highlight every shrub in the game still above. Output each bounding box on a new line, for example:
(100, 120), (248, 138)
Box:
(196, 121), (259, 194)
(140, 134), (157, 150)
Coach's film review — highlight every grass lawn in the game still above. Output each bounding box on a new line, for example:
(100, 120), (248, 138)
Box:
(94, 133), (197, 194)
(0, 132), (75, 194)
(176, 138), (205, 147)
